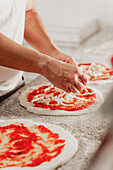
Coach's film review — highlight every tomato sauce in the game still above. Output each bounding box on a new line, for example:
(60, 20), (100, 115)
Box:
(78, 63), (112, 81)
(0, 123), (65, 168)
(27, 86), (96, 111)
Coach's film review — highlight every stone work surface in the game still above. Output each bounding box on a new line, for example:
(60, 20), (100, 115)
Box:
(1, 30), (113, 170)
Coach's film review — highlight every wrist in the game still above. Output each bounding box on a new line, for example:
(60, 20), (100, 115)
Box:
(49, 46), (63, 60)
(34, 52), (52, 76)
(45, 44), (60, 58)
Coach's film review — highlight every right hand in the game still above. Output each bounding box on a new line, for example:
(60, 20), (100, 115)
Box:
(43, 58), (88, 93)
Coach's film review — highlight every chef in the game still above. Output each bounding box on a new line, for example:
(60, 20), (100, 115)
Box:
(0, 0), (87, 102)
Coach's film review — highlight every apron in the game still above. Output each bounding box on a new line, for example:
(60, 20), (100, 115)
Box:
(0, 0), (27, 97)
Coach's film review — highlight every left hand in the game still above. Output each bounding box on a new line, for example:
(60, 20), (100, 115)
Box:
(51, 50), (76, 65)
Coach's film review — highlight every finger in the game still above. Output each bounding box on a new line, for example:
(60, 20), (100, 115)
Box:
(75, 67), (88, 85)
(68, 83), (79, 93)
(68, 86), (71, 92)
(78, 72), (88, 85)
(63, 83), (71, 93)
(70, 57), (77, 66)
(57, 85), (71, 93)
(74, 75), (84, 91)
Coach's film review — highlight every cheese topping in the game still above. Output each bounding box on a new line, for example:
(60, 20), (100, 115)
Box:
(27, 84), (96, 111)
(31, 85), (94, 105)
(78, 63), (111, 81)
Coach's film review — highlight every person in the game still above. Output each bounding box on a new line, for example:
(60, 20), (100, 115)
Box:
(0, 0), (87, 101)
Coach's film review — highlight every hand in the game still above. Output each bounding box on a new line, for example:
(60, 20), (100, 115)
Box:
(51, 50), (76, 65)
(50, 50), (88, 87)
(43, 58), (87, 93)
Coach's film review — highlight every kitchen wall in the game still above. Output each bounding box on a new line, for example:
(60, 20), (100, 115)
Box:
(34, 0), (113, 29)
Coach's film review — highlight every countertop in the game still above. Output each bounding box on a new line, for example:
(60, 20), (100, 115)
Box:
(1, 29), (113, 170)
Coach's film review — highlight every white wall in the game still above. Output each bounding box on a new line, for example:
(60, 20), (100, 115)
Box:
(95, 0), (113, 29)
(34, 0), (113, 29)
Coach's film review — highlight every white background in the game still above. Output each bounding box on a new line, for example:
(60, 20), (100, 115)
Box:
(34, 0), (113, 29)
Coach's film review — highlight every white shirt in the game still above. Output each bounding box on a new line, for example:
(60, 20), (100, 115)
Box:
(0, 0), (27, 96)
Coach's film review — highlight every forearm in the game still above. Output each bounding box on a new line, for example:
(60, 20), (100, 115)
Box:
(0, 33), (50, 75)
(0, 33), (87, 92)
(24, 9), (60, 58)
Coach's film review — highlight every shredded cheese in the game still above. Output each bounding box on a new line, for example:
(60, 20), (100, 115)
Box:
(31, 85), (94, 106)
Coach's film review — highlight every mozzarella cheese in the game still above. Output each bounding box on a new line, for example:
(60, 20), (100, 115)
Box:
(31, 85), (94, 106)
(79, 63), (107, 78)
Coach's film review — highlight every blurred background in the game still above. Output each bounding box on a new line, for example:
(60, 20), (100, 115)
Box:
(34, 0), (113, 28)
(24, 0), (113, 83)
(34, 0), (113, 46)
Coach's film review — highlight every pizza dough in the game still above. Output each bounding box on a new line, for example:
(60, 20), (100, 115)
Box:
(18, 84), (104, 116)
(78, 62), (113, 84)
(0, 119), (78, 170)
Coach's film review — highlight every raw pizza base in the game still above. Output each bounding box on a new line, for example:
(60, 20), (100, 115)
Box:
(87, 76), (113, 85)
(0, 119), (78, 170)
(18, 84), (104, 116)
(78, 63), (113, 85)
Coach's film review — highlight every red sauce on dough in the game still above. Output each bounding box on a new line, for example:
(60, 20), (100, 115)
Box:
(27, 86), (96, 111)
(0, 123), (65, 168)
(78, 63), (112, 81)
